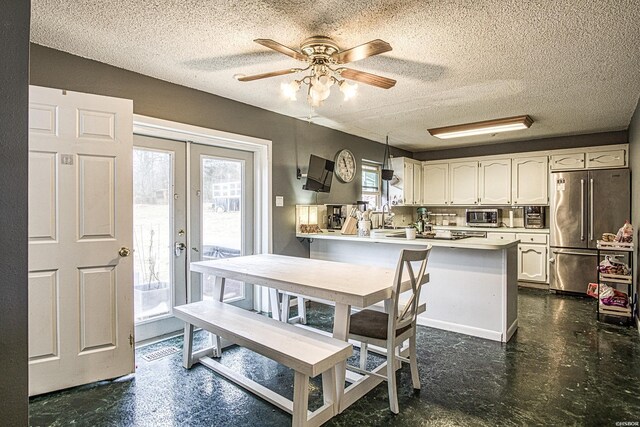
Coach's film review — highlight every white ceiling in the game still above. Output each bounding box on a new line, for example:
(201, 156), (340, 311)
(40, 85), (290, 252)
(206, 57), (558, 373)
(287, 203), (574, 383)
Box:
(31, 0), (640, 151)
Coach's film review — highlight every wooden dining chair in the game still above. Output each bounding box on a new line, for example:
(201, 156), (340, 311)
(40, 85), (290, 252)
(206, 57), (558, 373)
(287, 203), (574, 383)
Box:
(347, 247), (431, 414)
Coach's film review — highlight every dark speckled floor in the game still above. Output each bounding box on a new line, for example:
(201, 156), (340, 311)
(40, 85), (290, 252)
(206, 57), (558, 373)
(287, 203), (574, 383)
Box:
(30, 289), (640, 426)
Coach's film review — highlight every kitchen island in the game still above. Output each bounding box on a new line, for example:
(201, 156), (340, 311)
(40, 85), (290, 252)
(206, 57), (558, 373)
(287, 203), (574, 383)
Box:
(297, 231), (519, 342)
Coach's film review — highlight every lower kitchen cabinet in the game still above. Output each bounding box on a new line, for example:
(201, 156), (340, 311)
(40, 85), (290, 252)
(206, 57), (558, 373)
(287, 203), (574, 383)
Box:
(518, 243), (548, 282)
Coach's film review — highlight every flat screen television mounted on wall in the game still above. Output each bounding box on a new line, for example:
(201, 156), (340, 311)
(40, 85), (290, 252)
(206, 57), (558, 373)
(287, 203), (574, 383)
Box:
(303, 154), (334, 193)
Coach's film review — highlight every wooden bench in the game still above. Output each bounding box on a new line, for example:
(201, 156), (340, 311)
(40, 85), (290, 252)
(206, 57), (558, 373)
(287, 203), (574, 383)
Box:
(174, 300), (353, 427)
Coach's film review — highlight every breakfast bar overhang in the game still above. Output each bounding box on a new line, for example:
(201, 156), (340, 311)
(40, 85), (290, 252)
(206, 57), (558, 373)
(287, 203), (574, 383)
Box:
(298, 233), (519, 342)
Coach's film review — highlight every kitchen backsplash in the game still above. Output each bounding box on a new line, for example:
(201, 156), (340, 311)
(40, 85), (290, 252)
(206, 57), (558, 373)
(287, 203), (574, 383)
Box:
(412, 206), (529, 228)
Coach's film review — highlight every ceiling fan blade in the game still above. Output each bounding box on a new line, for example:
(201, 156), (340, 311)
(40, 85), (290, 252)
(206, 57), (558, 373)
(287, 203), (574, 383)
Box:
(236, 68), (298, 82)
(332, 39), (392, 64)
(339, 68), (396, 89)
(254, 39), (307, 61)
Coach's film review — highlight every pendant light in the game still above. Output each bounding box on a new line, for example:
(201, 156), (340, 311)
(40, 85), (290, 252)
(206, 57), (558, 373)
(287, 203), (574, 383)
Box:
(381, 135), (394, 181)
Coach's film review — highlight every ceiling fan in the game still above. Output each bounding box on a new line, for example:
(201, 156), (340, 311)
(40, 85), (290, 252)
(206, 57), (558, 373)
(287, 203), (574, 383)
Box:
(235, 36), (397, 106)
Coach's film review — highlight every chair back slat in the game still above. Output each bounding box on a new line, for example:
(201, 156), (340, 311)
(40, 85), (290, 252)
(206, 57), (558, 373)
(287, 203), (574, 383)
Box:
(388, 247), (431, 334)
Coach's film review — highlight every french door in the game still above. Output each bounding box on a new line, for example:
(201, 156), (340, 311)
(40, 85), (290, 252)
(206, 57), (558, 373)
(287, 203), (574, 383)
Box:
(133, 136), (254, 341)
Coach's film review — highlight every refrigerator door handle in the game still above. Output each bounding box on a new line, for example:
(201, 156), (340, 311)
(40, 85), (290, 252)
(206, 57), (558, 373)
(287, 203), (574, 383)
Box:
(589, 178), (594, 242)
(580, 179), (585, 241)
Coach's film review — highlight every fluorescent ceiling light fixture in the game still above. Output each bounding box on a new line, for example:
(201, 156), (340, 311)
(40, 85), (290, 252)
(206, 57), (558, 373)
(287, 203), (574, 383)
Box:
(428, 115), (534, 139)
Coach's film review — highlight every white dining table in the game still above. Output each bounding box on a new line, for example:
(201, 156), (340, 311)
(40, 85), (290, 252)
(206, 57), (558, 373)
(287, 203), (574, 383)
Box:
(190, 253), (419, 413)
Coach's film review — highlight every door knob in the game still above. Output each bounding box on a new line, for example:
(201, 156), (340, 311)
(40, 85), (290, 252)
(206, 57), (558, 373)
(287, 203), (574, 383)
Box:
(118, 247), (132, 257)
(175, 242), (186, 257)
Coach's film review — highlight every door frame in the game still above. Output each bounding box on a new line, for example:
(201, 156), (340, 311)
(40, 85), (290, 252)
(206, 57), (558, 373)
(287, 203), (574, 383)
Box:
(132, 115), (272, 312)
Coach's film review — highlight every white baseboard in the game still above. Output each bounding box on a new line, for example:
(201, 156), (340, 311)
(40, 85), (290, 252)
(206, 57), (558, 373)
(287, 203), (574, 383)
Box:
(416, 317), (503, 342)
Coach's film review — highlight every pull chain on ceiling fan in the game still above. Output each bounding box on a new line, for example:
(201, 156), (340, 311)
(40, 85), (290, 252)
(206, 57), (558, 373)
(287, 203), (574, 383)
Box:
(235, 36), (396, 107)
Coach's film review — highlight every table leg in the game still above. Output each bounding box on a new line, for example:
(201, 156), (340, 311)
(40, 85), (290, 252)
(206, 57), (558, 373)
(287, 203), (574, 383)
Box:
(333, 302), (351, 413)
(211, 276), (225, 357)
(268, 288), (282, 321)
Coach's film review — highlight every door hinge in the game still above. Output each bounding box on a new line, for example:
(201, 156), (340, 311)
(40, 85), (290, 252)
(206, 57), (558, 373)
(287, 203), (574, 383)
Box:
(129, 333), (134, 347)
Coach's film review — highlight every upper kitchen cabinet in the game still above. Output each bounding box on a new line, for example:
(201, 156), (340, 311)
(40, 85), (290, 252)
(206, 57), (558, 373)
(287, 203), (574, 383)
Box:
(550, 145), (627, 170)
(550, 152), (585, 170)
(512, 156), (549, 205)
(586, 148), (627, 169)
(422, 162), (449, 205)
(389, 157), (422, 205)
(449, 161), (478, 205)
(479, 158), (511, 205)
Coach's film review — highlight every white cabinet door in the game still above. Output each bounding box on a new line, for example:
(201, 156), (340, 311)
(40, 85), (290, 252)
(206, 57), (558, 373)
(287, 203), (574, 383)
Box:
(586, 149), (626, 169)
(404, 161), (414, 205)
(512, 156), (548, 205)
(422, 162), (449, 205)
(412, 162), (422, 205)
(479, 159), (511, 205)
(389, 157), (422, 205)
(449, 161), (478, 205)
(517, 244), (547, 282)
(550, 152), (585, 170)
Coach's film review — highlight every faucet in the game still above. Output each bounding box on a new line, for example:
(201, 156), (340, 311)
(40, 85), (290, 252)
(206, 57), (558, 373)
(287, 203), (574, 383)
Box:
(380, 202), (393, 229)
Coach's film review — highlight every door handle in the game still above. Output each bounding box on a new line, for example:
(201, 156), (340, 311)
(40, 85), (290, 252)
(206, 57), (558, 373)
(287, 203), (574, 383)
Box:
(580, 179), (585, 241)
(175, 242), (186, 257)
(118, 247), (132, 257)
(589, 178), (594, 241)
(548, 258), (555, 263)
(551, 250), (597, 256)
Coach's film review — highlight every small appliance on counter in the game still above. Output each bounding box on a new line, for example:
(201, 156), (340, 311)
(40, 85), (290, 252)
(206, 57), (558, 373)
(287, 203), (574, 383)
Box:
(524, 206), (545, 229)
(466, 208), (499, 227)
(326, 204), (346, 230)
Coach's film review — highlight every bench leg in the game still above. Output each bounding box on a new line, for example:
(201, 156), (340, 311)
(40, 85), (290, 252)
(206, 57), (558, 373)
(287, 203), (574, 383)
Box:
(292, 371), (310, 427)
(269, 288), (282, 321)
(322, 366), (337, 415)
(183, 323), (194, 369)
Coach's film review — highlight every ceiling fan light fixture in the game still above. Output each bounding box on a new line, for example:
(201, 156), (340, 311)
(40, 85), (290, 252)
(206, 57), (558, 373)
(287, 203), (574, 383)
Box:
(238, 36), (396, 107)
(281, 80), (301, 101)
(428, 115), (534, 139)
(339, 80), (358, 101)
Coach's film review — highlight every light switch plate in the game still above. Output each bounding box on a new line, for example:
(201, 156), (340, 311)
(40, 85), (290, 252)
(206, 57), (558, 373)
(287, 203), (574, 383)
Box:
(275, 196), (284, 207)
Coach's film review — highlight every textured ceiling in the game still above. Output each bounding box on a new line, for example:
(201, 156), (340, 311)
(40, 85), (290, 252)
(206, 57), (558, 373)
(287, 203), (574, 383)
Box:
(31, 0), (640, 151)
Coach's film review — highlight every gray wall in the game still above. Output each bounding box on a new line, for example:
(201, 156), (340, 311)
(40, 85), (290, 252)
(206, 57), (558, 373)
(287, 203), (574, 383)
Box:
(0, 1), (30, 425)
(414, 131), (628, 161)
(30, 44), (409, 258)
(628, 97), (640, 315)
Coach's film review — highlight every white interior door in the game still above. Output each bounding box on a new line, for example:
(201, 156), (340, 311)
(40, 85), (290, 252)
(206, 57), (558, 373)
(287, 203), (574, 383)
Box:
(28, 86), (134, 395)
(132, 135), (187, 342)
(190, 144), (254, 309)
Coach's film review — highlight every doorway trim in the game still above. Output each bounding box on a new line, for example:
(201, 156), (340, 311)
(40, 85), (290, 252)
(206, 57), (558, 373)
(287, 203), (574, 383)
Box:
(132, 115), (272, 312)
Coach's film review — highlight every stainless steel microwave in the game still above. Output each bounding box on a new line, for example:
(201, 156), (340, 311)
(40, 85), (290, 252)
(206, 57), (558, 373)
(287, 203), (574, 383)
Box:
(466, 209), (500, 227)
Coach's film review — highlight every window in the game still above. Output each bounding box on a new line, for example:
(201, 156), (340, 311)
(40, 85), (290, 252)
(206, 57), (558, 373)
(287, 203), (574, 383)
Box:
(362, 162), (381, 210)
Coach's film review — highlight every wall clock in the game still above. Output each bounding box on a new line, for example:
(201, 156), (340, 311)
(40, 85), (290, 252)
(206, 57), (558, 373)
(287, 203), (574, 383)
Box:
(334, 149), (357, 183)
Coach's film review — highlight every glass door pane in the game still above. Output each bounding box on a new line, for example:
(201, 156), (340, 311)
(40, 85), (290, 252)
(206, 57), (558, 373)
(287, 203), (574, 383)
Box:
(201, 156), (244, 302)
(190, 143), (254, 310)
(133, 148), (173, 321)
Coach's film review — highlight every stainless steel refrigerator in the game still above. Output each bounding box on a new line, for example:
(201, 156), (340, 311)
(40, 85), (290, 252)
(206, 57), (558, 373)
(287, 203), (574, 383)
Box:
(549, 169), (630, 294)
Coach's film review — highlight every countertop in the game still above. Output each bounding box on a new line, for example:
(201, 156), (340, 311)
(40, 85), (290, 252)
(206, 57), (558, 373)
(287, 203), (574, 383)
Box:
(296, 231), (520, 250)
